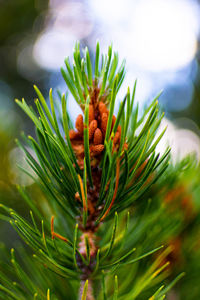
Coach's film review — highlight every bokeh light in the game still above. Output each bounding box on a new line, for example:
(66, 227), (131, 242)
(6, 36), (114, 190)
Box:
(33, 30), (76, 70)
(156, 117), (200, 163)
(129, 0), (199, 71)
(33, 1), (94, 71)
(89, 0), (200, 112)
(90, 0), (200, 71)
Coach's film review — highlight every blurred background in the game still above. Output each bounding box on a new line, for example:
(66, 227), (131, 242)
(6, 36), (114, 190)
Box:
(1, 1), (200, 298)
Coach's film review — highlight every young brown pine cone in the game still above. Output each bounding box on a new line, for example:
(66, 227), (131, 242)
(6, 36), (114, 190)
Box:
(93, 128), (103, 145)
(101, 112), (108, 136)
(75, 114), (84, 135)
(89, 120), (98, 140)
(69, 98), (126, 169)
(89, 104), (95, 124)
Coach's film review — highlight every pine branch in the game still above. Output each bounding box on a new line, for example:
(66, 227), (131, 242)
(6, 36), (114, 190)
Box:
(0, 41), (189, 300)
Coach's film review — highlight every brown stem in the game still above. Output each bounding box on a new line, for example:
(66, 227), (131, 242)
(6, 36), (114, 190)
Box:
(79, 279), (94, 300)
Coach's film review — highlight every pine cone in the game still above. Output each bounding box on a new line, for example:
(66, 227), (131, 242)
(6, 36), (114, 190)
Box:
(75, 114), (84, 135)
(89, 120), (98, 140)
(93, 128), (103, 145)
(69, 129), (80, 140)
(89, 104), (95, 124)
(98, 102), (107, 116)
(101, 112), (108, 136)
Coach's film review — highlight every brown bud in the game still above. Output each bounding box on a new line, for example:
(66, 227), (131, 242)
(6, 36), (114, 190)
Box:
(75, 114), (83, 135)
(69, 130), (80, 140)
(90, 144), (104, 156)
(101, 112), (108, 136)
(93, 128), (103, 145)
(98, 102), (107, 116)
(89, 104), (95, 124)
(89, 120), (98, 140)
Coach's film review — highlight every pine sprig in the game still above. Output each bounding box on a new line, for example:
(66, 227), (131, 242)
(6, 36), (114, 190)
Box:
(0, 42), (187, 300)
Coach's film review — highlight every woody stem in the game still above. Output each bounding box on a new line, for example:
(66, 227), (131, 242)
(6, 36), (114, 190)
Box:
(78, 230), (97, 299)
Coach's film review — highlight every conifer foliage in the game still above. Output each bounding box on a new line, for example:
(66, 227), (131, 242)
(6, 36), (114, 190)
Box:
(0, 42), (183, 299)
